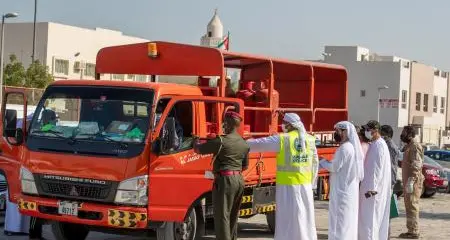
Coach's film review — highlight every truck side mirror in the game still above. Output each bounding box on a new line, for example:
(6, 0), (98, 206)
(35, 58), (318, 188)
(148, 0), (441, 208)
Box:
(4, 109), (18, 138)
(3, 109), (24, 145)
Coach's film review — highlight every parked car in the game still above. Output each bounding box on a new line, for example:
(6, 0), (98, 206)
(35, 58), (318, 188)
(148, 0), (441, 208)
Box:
(422, 144), (439, 152)
(424, 150), (450, 193)
(399, 153), (448, 198)
(0, 173), (6, 212)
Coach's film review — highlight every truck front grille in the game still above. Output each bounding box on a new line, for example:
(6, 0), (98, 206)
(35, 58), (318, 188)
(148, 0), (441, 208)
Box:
(35, 174), (118, 203)
(41, 182), (110, 199)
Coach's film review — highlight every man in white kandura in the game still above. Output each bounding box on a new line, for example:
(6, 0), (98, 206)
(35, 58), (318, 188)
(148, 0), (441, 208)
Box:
(320, 121), (364, 240)
(247, 113), (319, 240)
(359, 120), (392, 240)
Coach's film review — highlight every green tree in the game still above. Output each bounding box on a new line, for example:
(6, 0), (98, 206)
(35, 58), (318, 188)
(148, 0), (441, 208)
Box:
(25, 60), (54, 88)
(3, 54), (26, 87)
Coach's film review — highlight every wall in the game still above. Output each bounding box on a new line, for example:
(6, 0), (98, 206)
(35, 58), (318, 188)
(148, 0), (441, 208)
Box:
(409, 62), (434, 124)
(46, 22), (148, 80)
(398, 62), (411, 128)
(2, 22), (49, 67)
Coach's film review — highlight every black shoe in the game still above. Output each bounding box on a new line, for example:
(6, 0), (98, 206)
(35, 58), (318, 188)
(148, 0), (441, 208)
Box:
(399, 232), (420, 239)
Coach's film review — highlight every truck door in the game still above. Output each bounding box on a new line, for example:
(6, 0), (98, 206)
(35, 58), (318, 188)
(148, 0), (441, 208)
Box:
(0, 89), (28, 202)
(148, 95), (244, 222)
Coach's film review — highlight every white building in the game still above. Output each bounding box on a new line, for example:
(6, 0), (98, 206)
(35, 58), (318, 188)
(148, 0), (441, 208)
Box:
(1, 22), (149, 81)
(323, 46), (411, 143)
(323, 46), (449, 145)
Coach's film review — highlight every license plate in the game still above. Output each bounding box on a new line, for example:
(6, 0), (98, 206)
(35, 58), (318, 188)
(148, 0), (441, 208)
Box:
(58, 201), (79, 216)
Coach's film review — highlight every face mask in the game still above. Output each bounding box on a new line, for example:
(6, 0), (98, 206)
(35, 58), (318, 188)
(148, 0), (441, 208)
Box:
(281, 124), (288, 133)
(333, 131), (342, 143)
(365, 130), (373, 140)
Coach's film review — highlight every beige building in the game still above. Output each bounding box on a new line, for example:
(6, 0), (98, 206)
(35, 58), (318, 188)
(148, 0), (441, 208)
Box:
(409, 62), (448, 145)
(324, 46), (450, 146)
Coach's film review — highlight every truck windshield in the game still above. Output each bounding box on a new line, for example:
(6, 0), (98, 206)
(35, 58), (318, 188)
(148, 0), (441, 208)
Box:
(27, 86), (154, 158)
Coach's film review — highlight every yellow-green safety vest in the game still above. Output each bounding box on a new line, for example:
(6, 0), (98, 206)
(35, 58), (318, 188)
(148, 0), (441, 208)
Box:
(276, 131), (315, 185)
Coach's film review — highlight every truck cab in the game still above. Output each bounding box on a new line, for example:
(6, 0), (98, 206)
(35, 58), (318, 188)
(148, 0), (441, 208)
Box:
(0, 41), (348, 240)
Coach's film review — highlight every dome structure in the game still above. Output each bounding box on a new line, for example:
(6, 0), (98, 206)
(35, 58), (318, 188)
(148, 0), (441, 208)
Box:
(206, 9), (223, 38)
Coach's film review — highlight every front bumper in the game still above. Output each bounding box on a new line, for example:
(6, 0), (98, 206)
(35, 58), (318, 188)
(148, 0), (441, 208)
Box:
(18, 195), (148, 229)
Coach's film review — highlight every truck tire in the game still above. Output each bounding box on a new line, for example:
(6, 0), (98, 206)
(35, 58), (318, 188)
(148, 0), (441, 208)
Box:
(51, 222), (89, 240)
(265, 211), (275, 234)
(157, 207), (199, 240)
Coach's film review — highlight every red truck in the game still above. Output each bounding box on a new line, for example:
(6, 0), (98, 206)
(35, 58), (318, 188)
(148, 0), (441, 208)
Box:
(0, 41), (347, 239)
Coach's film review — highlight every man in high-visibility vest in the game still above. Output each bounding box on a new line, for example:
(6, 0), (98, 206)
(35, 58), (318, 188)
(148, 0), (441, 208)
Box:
(246, 113), (319, 240)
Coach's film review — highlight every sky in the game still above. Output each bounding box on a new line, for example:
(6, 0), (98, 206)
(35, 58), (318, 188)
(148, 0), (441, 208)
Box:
(1, 0), (450, 70)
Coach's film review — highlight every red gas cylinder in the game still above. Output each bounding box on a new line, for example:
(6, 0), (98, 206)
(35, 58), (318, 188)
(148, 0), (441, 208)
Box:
(254, 89), (279, 105)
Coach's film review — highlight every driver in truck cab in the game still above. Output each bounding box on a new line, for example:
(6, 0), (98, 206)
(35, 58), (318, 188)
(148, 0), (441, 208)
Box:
(153, 99), (183, 151)
(194, 111), (249, 240)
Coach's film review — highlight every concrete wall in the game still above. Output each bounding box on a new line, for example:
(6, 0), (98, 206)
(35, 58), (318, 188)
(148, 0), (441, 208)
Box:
(2, 22), (49, 67)
(2, 22), (149, 82)
(45, 22), (148, 80)
(398, 62), (411, 128)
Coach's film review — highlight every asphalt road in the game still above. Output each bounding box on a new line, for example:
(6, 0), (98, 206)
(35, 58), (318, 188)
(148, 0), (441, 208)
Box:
(2, 194), (450, 239)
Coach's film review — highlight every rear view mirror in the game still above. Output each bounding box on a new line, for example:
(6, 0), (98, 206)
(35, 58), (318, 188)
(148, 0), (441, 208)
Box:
(4, 109), (17, 138)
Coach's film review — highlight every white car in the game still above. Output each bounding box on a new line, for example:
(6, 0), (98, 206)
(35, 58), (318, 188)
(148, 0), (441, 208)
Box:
(0, 174), (6, 211)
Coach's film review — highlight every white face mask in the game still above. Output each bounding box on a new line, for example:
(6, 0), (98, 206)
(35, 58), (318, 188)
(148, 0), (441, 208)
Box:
(365, 130), (373, 140)
(281, 124), (288, 133)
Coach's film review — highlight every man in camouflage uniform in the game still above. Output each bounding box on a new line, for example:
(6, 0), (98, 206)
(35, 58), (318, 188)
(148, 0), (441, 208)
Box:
(399, 126), (424, 239)
(194, 111), (249, 240)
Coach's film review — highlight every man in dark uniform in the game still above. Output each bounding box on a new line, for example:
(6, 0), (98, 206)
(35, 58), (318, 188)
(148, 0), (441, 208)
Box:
(194, 111), (249, 240)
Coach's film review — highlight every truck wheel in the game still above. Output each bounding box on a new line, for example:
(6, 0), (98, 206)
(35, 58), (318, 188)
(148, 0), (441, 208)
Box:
(266, 211), (275, 234)
(157, 207), (199, 240)
(51, 222), (89, 240)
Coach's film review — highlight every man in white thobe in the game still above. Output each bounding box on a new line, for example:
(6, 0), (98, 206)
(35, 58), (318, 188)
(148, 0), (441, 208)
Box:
(359, 120), (392, 240)
(247, 113), (319, 240)
(320, 121), (364, 240)
(4, 191), (30, 236)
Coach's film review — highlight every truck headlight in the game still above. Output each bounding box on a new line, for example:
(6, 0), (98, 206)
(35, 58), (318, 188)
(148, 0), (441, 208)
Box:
(114, 175), (148, 206)
(20, 167), (38, 195)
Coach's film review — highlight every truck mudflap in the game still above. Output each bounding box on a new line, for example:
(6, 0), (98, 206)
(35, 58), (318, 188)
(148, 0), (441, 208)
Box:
(18, 195), (148, 229)
(239, 186), (276, 217)
(239, 204), (276, 217)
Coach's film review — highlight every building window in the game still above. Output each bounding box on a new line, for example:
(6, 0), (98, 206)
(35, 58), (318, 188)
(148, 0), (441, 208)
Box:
(112, 74), (125, 81)
(401, 90), (407, 109)
(423, 94), (429, 112)
(441, 97), (446, 114)
(136, 75), (147, 82)
(434, 70), (440, 76)
(84, 63), (95, 77)
(208, 31), (212, 37)
(441, 72), (448, 78)
(360, 90), (366, 97)
(55, 59), (69, 75)
(127, 74), (135, 80)
(415, 93), (421, 111)
(433, 95), (438, 113)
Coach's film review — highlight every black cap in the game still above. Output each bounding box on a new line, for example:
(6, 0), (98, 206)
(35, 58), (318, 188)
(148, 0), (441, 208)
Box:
(363, 120), (380, 130)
